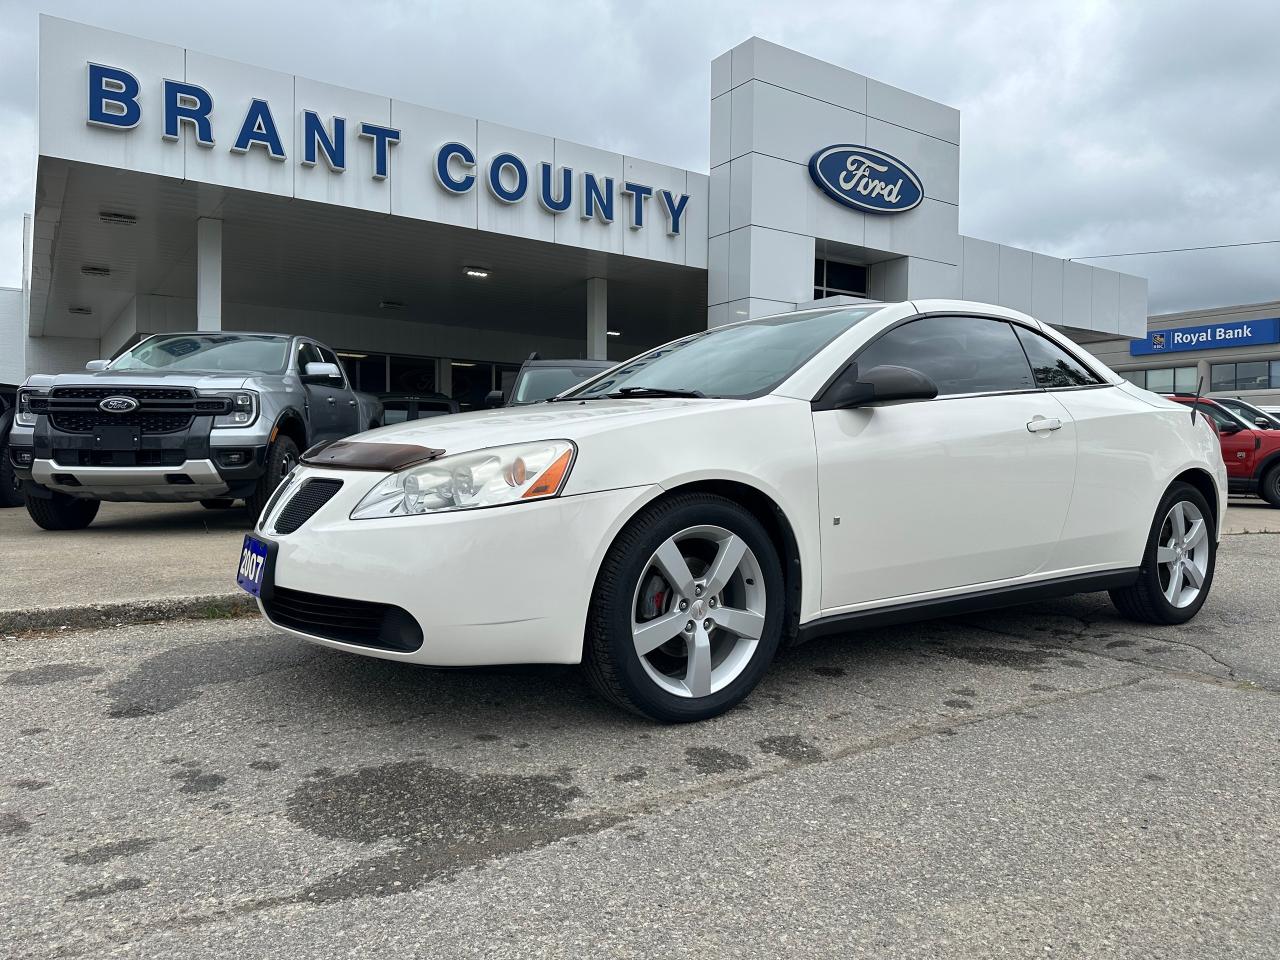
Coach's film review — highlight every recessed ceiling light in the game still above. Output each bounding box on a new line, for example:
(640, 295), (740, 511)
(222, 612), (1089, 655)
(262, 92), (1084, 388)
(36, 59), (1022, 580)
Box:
(68, 306), (93, 316)
(451, 361), (476, 368)
(335, 352), (368, 359)
(80, 265), (111, 278)
(378, 300), (405, 310)
(463, 267), (490, 279)
(606, 330), (621, 337)
(98, 212), (137, 226)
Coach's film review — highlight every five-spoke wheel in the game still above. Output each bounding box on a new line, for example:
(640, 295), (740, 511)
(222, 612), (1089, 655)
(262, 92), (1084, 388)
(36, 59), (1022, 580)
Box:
(1111, 481), (1216, 624)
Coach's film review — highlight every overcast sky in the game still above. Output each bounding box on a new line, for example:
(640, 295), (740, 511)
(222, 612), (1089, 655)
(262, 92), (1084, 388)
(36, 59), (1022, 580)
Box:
(0, 0), (1276, 315)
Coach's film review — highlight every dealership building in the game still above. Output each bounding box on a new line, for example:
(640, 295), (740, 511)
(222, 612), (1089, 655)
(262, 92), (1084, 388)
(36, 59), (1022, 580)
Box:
(1, 15), (1149, 407)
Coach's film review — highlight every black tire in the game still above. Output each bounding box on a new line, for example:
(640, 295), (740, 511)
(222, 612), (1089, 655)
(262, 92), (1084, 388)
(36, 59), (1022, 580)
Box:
(0, 447), (22, 508)
(200, 498), (236, 510)
(244, 436), (300, 524)
(1110, 481), (1216, 625)
(582, 493), (785, 722)
(1260, 464), (1280, 508)
(24, 488), (101, 531)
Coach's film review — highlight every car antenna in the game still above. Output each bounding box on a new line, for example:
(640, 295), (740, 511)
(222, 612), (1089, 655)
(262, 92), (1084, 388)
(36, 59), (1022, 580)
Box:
(1191, 376), (1204, 423)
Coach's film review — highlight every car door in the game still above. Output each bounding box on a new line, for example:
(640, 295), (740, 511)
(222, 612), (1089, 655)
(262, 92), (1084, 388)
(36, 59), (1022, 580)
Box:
(297, 341), (344, 442)
(812, 314), (1077, 612)
(1195, 402), (1257, 481)
(316, 344), (361, 435)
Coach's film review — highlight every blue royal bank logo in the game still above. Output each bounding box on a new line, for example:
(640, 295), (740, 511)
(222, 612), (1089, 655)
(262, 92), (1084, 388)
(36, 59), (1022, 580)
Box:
(807, 145), (924, 215)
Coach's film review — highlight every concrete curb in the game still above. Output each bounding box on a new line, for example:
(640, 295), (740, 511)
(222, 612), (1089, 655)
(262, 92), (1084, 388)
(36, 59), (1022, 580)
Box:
(0, 593), (257, 636)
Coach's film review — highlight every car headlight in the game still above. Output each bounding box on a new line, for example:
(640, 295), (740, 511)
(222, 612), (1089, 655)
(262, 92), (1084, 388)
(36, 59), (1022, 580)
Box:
(200, 390), (258, 428)
(351, 440), (576, 519)
(14, 389), (46, 427)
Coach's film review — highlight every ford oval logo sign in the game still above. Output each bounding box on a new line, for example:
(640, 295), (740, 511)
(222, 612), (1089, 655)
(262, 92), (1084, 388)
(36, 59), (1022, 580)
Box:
(808, 145), (924, 215)
(99, 396), (139, 413)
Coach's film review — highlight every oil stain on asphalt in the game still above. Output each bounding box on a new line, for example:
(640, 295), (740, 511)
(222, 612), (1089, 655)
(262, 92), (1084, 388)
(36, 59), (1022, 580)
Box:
(284, 760), (612, 902)
(5, 663), (104, 686)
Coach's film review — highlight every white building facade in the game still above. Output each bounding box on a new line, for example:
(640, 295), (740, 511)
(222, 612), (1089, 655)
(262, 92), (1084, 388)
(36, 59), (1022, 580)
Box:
(5, 17), (1147, 405)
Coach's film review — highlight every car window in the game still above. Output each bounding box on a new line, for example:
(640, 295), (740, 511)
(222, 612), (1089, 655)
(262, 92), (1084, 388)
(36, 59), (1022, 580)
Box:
(1195, 403), (1249, 431)
(297, 342), (323, 371)
(1013, 326), (1103, 389)
(316, 346), (346, 385)
(855, 316), (1034, 397)
(382, 401), (412, 424)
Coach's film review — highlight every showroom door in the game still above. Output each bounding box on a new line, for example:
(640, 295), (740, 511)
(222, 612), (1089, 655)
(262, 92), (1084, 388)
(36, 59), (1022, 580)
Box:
(812, 315), (1078, 613)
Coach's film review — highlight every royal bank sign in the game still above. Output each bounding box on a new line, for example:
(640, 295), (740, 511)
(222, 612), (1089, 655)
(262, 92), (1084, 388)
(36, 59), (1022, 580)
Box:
(84, 63), (693, 236)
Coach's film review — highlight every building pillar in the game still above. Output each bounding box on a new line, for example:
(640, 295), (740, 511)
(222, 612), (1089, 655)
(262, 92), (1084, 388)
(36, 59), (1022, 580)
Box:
(586, 277), (608, 360)
(437, 358), (452, 396)
(196, 218), (222, 332)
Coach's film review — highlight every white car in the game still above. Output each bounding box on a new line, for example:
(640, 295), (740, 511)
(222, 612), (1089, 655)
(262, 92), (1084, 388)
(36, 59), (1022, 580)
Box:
(238, 300), (1227, 722)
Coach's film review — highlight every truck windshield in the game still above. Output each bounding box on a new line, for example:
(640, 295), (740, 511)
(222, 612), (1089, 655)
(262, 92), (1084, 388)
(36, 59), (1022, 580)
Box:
(111, 334), (290, 374)
(564, 306), (881, 400)
(514, 366), (610, 404)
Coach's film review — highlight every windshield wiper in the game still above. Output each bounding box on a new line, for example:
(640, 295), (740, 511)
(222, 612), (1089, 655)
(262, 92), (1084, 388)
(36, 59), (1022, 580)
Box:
(605, 386), (706, 399)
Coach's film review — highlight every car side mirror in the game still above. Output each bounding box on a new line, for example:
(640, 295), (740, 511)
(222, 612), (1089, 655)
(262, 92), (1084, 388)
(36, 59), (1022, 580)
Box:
(85, 359), (110, 371)
(827, 363), (939, 409)
(484, 389), (505, 409)
(1219, 422), (1242, 435)
(1255, 417), (1270, 428)
(302, 361), (342, 383)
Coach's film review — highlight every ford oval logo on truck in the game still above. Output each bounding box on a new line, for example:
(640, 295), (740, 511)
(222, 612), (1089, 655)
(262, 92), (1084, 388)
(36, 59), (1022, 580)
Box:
(99, 396), (139, 413)
(808, 145), (924, 214)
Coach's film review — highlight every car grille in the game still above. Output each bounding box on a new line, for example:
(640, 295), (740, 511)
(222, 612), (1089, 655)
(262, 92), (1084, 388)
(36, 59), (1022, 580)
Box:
(52, 449), (187, 467)
(263, 586), (423, 652)
(37, 387), (230, 435)
(273, 479), (344, 534)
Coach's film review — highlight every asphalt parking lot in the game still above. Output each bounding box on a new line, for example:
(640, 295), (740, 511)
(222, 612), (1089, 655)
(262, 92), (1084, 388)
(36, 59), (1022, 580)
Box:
(2, 528), (1278, 958)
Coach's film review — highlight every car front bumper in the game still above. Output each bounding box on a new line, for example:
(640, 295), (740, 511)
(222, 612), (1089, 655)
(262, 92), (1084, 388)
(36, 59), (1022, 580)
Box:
(254, 467), (656, 666)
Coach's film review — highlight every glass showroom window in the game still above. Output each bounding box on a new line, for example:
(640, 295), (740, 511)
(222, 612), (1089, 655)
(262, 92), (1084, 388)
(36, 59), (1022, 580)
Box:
(1120, 370), (1146, 388)
(813, 258), (868, 300)
(1143, 366), (1196, 393)
(1212, 361), (1277, 391)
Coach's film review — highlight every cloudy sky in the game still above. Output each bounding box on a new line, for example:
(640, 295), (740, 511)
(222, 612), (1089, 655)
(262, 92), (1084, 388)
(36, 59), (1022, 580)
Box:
(0, 0), (1276, 314)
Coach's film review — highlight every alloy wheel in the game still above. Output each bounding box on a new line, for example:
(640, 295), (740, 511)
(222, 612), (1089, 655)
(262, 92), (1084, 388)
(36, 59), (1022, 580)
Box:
(630, 524), (767, 698)
(1156, 500), (1209, 608)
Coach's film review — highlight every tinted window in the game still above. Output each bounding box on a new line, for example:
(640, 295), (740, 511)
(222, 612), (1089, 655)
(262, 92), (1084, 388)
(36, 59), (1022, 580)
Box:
(382, 401), (413, 424)
(1195, 403), (1250, 431)
(317, 346), (346, 385)
(296, 342), (323, 371)
(513, 366), (609, 403)
(1013, 327), (1103, 388)
(856, 316), (1034, 396)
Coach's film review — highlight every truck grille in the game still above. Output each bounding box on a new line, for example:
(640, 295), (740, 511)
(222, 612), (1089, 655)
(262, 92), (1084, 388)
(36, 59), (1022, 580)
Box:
(263, 586), (423, 652)
(37, 387), (231, 435)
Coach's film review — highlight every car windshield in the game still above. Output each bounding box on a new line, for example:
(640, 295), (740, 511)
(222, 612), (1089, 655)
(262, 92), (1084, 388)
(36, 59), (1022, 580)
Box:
(110, 334), (290, 373)
(564, 307), (881, 400)
(1224, 399), (1280, 428)
(514, 366), (609, 403)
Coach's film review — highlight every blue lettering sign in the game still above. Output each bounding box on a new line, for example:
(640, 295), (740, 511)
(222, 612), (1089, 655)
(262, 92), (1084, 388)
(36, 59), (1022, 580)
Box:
(659, 189), (690, 236)
(1129, 318), (1280, 356)
(302, 112), (346, 172)
(487, 152), (528, 203)
(582, 173), (614, 223)
(232, 99), (286, 159)
(808, 145), (923, 214)
(539, 163), (573, 213)
(621, 182), (653, 229)
(435, 142), (476, 193)
(87, 63), (141, 129)
(359, 123), (400, 180)
(162, 80), (214, 145)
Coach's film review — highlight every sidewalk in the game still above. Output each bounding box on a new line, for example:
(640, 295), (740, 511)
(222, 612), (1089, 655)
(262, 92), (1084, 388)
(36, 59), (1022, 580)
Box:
(0, 501), (253, 632)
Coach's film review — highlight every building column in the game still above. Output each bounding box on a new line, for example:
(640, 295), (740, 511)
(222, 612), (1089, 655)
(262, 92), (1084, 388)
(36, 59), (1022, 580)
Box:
(437, 358), (452, 396)
(196, 218), (222, 332)
(586, 277), (608, 360)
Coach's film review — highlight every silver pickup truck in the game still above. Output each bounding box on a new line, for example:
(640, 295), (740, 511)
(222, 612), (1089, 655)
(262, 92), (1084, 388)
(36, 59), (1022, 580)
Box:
(7, 332), (382, 530)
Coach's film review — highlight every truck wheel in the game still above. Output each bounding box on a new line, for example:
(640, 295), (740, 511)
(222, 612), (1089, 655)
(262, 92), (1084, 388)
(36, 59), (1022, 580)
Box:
(25, 488), (101, 530)
(1260, 464), (1280, 508)
(245, 436), (299, 524)
(0, 449), (22, 508)
(200, 498), (236, 510)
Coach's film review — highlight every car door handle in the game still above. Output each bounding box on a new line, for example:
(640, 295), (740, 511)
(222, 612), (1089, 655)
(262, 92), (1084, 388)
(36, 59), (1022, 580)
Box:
(348, 400), (357, 407)
(326, 397), (336, 405)
(1026, 416), (1062, 433)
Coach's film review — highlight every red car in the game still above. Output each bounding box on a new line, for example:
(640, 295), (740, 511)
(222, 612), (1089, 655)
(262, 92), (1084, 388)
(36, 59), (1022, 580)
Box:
(1166, 395), (1280, 506)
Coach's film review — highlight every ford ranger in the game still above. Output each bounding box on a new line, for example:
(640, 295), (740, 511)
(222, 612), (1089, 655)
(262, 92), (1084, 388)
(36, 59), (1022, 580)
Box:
(7, 332), (382, 529)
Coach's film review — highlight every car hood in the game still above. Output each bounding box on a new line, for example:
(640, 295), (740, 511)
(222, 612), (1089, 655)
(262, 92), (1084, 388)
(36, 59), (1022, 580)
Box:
(24, 370), (254, 391)
(350, 397), (742, 456)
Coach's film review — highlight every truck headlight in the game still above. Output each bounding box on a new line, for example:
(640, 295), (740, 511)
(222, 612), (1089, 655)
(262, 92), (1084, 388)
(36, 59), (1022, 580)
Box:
(351, 440), (575, 519)
(14, 389), (46, 427)
(200, 390), (258, 428)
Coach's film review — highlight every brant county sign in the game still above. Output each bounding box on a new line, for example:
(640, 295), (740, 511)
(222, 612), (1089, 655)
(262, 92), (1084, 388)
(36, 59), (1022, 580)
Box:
(807, 145), (923, 215)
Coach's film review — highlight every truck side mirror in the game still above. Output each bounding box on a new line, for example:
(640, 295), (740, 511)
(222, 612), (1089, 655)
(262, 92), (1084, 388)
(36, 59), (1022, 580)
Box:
(485, 389), (505, 409)
(85, 359), (110, 371)
(302, 361), (342, 384)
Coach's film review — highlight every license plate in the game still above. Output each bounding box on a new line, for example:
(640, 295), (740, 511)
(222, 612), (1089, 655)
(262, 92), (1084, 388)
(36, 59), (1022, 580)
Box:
(236, 535), (271, 597)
